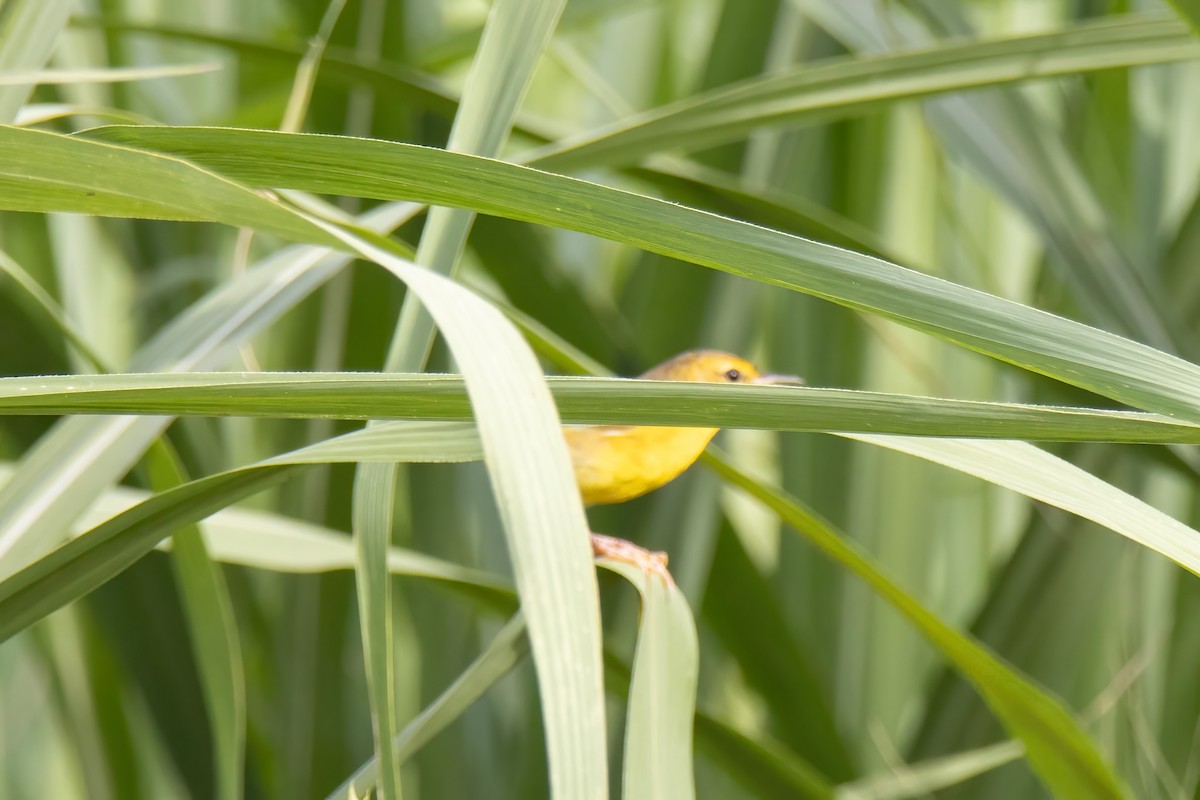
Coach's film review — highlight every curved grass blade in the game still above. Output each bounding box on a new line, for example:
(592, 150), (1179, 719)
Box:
(0, 464), (296, 646)
(350, 0), (569, 792)
(0, 133), (386, 575)
(842, 435), (1200, 577)
(0, 123), (1190, 796)
(307, 220), (607, 800)
(702, 451), (1127, 799)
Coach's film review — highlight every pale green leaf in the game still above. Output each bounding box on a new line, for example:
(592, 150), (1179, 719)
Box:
(842, 435), (1200, 577)
(599, 559), (699, 800)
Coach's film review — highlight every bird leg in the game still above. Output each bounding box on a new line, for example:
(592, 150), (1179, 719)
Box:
(590, 532), (674, 587)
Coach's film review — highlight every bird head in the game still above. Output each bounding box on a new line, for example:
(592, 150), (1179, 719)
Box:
(639, 350), (803, 386)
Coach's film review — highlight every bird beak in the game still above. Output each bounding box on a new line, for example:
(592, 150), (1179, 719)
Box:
(752, 372), (805, 386)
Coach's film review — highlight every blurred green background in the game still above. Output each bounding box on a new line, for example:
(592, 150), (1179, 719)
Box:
(1, 0), (1199, 798)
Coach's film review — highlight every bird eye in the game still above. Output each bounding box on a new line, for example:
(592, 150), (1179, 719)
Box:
(724, 368), (741, 382)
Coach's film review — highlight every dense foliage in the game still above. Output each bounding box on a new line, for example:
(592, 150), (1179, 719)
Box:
(1, 1), (1198, 798)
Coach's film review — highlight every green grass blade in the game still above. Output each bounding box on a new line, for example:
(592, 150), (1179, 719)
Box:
(0, 126), (335, 243)
(66, 125), (1200, 424)
(3, 4), (1196, 794)
(349, 457), (401, 799)
(279, 0), (346, 133)
(810, 2), (1187, 357)
(843, 435), (1200, 576)
(6, 373), (1200, 584)
(702, 451), (1128, 799)
(630, 160), (896, 262)
(1, 175), (243, 800)
(527, 15), (1200, 172)
(1, 373), (1199, 444)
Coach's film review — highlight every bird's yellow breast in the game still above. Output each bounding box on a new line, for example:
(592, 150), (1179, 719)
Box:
(564, 424), (719, 506)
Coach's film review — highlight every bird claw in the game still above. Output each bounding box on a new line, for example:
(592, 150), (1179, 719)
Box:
(590, 532), (675, 587)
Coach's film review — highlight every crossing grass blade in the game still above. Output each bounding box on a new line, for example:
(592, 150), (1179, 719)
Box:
(63, 125), (1200, 425)
(1, 372), (1199, 444)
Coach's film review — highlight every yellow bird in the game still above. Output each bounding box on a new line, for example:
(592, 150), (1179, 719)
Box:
(565, 350), (801, 579)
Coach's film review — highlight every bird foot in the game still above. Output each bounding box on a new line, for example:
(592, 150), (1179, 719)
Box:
(590, 532), (674, 587)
